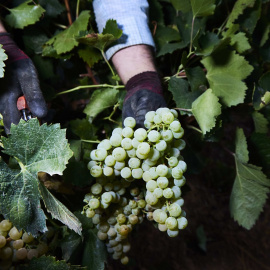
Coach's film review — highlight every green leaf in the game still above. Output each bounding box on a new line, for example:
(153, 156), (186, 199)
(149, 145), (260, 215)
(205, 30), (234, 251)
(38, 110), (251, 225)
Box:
(259, 71), (270, 92)
(23, 30), (49, 55)
(168, 77), (200, 110)
(39, 0), (65, 18)
(78, 47), (103, 68)
(252, 112), (269, 133)
(39, 183), (82, 235)
(185, 66), (207, 92)
(46, 11), (91, 54)
(20, 255), (86, 270)
(196, 225), (207, 252)
(235, 128), (249, 163)
(0, 119), (73, 235)
(0, 44), (8, 78)
(77, 20), (122, 52)
(61, 231), (82, 261)
(201, 49), (254, 107)
(84, 88), (119, 120)
(157, 42), (184, 57)
(154, 25), (181, 48)
(5, 0), (45, 29)
(70, 118), (97, 140)
(191, 89), (222, 134)
(190, 0), (216, 17)
(230, 129), (270, 229)
(260, 23), (270, 47)
(170, 0), (191, 13)
(226, 0), (256, 28)
(230, 32), (251, 53)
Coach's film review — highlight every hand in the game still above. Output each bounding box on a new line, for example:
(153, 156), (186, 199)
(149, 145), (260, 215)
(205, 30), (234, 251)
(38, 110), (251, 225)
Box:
(0, 33), (47, 133)
(122, 71), (166, 128)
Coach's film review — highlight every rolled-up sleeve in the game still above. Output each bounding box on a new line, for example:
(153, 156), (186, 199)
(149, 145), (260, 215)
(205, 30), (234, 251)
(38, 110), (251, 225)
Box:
(93, 0), (155, 59)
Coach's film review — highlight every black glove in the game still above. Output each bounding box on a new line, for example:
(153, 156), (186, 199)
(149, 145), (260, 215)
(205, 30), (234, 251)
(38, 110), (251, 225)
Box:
(0, 33), (47, 133)
(122, 71), (167, 128)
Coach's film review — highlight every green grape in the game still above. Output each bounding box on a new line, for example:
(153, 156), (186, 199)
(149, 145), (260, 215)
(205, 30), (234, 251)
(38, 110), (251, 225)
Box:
(101, 192), (113, 204)
(153, 114), (162, 124)
(168, 203), (182, 217)
(122, 127), (134, 138)
(123, 117), (136, 128)
(146, 180), (157, 192)
(128, 157), (141, 169)
(144, 158), (156, 166)
(0, 220), (12, 232)
(129, 200), (137, 209)
(155, 140), (167, 151)
(134, 128), (147, 141)
(0, 246), (12, 260)
(177, 217), (188, 229)
(22, 232), (34, 244)
(110, 133), (122, 147)
(87, 160), (97, 170)
(116, 213), (126, 225)
(156, 165), (168, 177)
(0, 235), (6, 248)
(144, 120), (153, 129)
(90, 165), (103, 177)
(173, 129), (184, 139)
(172, 186), (181, 199)
(104, 183), (113, 191)
(175, 198), (184, 207)
(121, 167), (132, 179)
(128, 215), (138, 225)
(149, 167), (158, 179)
(131, 168), (143, 179)
(145, 192), (158, 205)
(141, 162), (151, 172)
(112, 147), (127, 162)
(97, 231), (108, 241)
(130, 187), (140, 196)
(36, 243), (49, 256)
(127, 148), (136, 158)
(117, 187), (126, 196)
(174, 177), (186, 187)
(122, 242), (131, 253)
(158, 223), (167, 232)
(107, 216), (117, 225)
(168, 156), (178, 167)
(121, 138), (133, 150)
(92, 214), (101, 224)
(27, 249), (39, 260)
(105, 155), (116, 166)
(86, 208), (95, 218)
(13, 239), (24, 250)
(173, 139), (186, 150)
(98, 139), (112, 150)
(103, 166), (114, 176)
(0, 230), (7, 237)
(162, 111), (174, 124)
(112, 127), (123, 135)
(157, 177), (169, 189)
(153, 209), (167, 224)
(153, 187), (163, 198)
(95, 148), (108, 161)
(9, 227), (22, 240)
(114, 161), (125, 170)
(89, 198), (100, 209)
(161, 130), (173, 142)
(177, 160), (187, 172)
(137, 142), (151, 156)
(163, 188), (174, 199)
(167, 229), (179, 237)
(16, 247), (27, 260)
(165, 217), (178, 230)
(170, 120), (181, 132)
(169, 148), (180, 158)
(90, 150), (98, 161)
(123, 205), (132, 215)
(170, 109), (178, 118)
(113, 243), (123, 252)
(137, 199), (146, 208)
(156, 107), (170, 116)
(91, 183), (103, 195)
(131, 138), (140, 148)
(107, 227), (117, 238)
(147, 148), (160, 161)
(119, 225), (130, 236)
(172, 167), (183, 179)
(148, 130), (161, 142)
(145, 111), (156, 122)
(135, 150), (148, 159)
(142, 171), (152, 182)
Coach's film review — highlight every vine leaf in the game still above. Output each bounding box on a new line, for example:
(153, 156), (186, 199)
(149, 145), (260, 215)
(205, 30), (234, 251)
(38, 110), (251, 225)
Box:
(78, 47), (103, 67)
(170, 0), (191, 13)
(0, 45), (8, 78)
(45, 11), (91, 54)
(252, 111), (269, 133)
(191, 89), (222, 134)
(39, 0), (65, 18)
(20, 255), (86, 270)
(5, 0), (45, 29)
(190, 0), (216, 17)
(77, 19), (122, 52)
(226, 0), (256, 28)
(230, 128), (270, 230)
(230, 32), (251, 53)
(201, 49), (253, 107)
(0, 119), (74, 236)
(39, 183), (82, 236)
(84, 88), (119, 121)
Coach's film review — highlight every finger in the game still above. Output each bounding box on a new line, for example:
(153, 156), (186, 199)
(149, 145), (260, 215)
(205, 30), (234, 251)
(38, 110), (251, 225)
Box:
(16, 59), (48, 118)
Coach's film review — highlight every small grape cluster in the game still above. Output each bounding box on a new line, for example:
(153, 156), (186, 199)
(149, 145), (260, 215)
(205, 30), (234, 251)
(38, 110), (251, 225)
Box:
(83, 107), (188, 264)
(0, 218), (53, 270)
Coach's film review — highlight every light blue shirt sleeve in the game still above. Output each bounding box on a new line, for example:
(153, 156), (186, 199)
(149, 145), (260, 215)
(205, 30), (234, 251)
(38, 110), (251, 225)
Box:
(93, 0), (155, 60)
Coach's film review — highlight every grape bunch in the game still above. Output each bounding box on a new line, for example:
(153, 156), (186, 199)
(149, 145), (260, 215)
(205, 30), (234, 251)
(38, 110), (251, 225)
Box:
(0, 218), (53, 269)
(83, 107), (188, 264)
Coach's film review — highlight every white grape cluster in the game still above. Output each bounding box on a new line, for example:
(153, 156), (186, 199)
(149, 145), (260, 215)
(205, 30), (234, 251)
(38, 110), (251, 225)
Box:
(0, 218), (53, 269)
(83, 107), (188, 264)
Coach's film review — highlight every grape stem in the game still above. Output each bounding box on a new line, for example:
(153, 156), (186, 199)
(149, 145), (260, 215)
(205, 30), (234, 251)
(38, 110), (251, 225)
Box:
(103, 103), (120, 124)
(174, 108), (192, 112)
(81, 139), (100, 143)
(186, 125), (202, 134)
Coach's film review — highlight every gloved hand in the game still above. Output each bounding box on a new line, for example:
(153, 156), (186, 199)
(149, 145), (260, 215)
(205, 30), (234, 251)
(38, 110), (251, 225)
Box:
(0, 33), (47, 133)
(122, 71), (167, 128)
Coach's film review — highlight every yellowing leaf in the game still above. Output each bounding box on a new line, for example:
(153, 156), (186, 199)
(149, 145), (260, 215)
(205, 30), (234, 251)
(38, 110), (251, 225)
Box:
(192, 89), (222, 134)
(5, 0), (45, 29)
(201, 50), (253, 107)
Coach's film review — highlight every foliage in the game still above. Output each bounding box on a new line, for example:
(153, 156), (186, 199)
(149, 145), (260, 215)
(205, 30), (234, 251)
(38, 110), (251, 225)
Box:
(0, 0), (269, 269)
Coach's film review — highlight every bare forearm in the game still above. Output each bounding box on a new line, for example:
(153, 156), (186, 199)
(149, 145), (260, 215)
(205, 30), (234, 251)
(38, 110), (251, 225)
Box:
(112, 45), (156, 85)
(0, 20), (7, 33)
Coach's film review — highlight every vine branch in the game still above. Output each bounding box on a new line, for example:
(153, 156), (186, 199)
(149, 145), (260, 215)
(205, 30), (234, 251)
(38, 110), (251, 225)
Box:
(64, 0), (73, 26)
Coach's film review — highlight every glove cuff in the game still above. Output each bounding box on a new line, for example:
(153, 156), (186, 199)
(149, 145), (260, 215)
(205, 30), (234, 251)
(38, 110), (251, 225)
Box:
(0, 32), (28, 64)
(125, 71), (163, 101)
